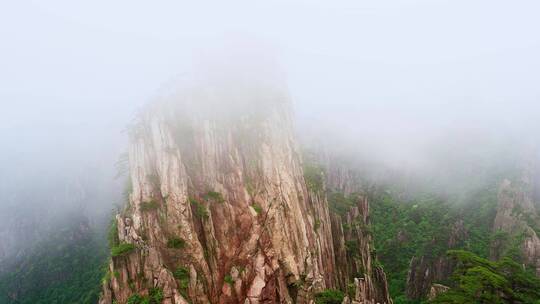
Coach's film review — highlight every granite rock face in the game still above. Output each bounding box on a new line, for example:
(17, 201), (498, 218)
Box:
(404, 220), (466, 300)
(331, 196), (392, 304)
(99, 75), (391, 304)
(426, 284), (449, 301)
(405, 255), (454, 300)
(491, 177), (540, 276)
(405, 169), (540, 300)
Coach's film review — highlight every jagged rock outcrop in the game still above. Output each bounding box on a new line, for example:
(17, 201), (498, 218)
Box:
(100, 73), (391, 304)
(405, 256), (454, 300)
(491, 178), (540, 275)
(405, 163), (540, 300)
(321, 158), (392, 303)
(342, 276), (392, 304)
(426, 284), (449, 301)
(405, 220), (466, 300)
(331, 196), (392, 304)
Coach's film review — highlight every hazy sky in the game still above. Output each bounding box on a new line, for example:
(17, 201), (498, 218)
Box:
(1, 0), (540, 210)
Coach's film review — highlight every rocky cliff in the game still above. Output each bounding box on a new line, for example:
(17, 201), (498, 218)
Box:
(491, 177), (540, 275)
(405, 256), (453, 300)
(404, 219), (466, 300)
(403, 168), (540, 300)
(334, 196), (392, 304)
(99, 75), (391, 304)
(322, 160), (392, 304)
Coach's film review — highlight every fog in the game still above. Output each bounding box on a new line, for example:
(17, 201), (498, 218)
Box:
(1, 0), (540, 258)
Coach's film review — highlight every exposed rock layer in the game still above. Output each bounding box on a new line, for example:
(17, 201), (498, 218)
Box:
(426, 284), (449, 301)
(404, 219), (467, 300)
(491, 178), (540, 275)
(100, 79), (391, 304)
(405, 256), (454, 300)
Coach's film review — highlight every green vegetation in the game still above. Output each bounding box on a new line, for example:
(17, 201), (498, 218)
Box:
(127, 294), (144, 304)
(125, 288), (163, 304)
(314, 218), (321, 231)
(140, 200), (159, 211)
(0, 218), (108, 304)
(522, 211), (540, 237)
(173, 266), (190, 299)
(432, 250), (540, 303)
(369, 184), (499, 300)
(345, 240), (360, 258)
(173, 267), (190, 289)
(167, 237), (186, 249)
(252, 203), (263, 214)
(102, 271), (112, 284)
(205, 191), (225, 203)
(108, 218), (120, 248)
(224, 274), (234, 285)
(111, 243), (136, 257)
(149, 288), (164, 303)
(314, 289), (345, 304)
(392, 296), (426, 304)
(304, 163), (324, 192)
(327, 192), (357, 216)
(190, 197), (209, 219)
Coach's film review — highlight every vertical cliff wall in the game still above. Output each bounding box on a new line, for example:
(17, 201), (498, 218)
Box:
(333, 197), (392, 304)
(491, 177), (540, 276)
(404, 219), (467, 300)
(321, 159), (392, 304)
(99, 75), (391, 304)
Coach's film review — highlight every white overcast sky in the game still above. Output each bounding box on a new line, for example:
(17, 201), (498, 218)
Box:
(1, 0), (540, 189)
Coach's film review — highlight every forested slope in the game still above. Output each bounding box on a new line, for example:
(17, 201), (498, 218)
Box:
(0, 217), (108, 304)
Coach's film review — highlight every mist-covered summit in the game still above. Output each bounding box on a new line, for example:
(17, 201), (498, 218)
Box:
(98, 64), (392, 304)
(2, 1), (540, 303)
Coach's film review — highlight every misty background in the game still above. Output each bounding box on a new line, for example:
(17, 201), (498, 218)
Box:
(1, 0), (540, 262)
